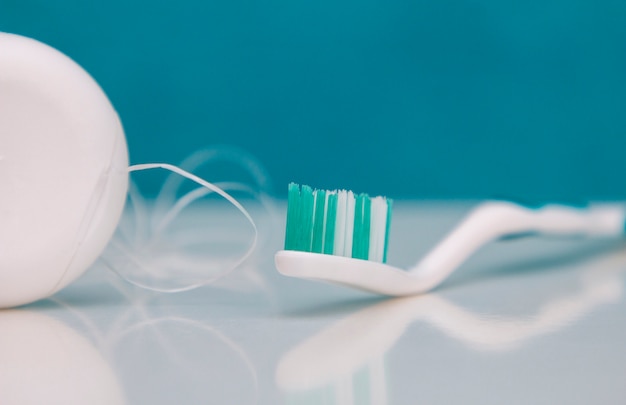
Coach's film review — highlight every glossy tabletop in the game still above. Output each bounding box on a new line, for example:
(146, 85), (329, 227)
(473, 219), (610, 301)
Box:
(3, 202), (626, 404)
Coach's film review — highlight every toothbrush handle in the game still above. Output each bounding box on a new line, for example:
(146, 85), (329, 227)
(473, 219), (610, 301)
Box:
(508, 203), (626, 238)
(410, 202), (626, 286)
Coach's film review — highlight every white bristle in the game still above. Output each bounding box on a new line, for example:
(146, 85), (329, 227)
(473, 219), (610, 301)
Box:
(368, 197), (388, 262)
(344, 191), (355, 257)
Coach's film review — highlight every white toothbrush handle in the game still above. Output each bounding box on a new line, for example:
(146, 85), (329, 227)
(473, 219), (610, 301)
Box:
(513, 203), (625, 237)
(410, 202), (626, 288)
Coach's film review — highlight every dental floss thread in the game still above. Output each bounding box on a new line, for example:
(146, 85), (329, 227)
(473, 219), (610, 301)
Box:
(102, 163), (259, 293)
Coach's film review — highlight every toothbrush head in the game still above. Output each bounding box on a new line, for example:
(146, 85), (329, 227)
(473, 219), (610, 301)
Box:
(275, 184), (431, 296)
(283, 183), (392, 262)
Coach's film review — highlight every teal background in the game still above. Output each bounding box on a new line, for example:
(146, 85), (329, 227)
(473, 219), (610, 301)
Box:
(2, 0), (625, 200)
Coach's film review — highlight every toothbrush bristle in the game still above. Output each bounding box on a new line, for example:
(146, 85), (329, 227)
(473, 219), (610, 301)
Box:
(284, 183), (392, 263)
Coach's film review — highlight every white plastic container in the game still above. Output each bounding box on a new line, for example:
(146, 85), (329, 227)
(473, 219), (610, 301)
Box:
(0, 33), (129, 307)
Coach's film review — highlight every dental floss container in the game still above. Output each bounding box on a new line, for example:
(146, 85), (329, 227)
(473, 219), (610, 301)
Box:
(0, 33), (129, 308)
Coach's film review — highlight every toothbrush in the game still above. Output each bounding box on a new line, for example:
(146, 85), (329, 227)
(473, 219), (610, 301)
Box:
(274, 184), (626, 296)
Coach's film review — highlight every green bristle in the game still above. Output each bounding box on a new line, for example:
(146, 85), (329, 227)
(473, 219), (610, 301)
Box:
(383, 198), (393, 263)
(311, 189), (326, 253)
(323, 193), (338, 254)
(353, 194), (365, 259)
(298, 185), (315, 251)
(351, 194), (363, 258)
(352, 194), (371, 260)
(284, 183), (301, 250)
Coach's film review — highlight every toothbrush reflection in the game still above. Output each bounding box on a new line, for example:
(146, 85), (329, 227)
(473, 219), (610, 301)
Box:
(0, 310), (125, 405)
(276, 249), (625, 404)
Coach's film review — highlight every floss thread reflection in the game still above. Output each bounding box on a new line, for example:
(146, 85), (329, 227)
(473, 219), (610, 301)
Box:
(10, 286), (263, 405)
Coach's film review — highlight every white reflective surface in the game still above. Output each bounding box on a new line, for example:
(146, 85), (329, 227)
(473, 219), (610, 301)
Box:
(6, 202), (626, 404)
